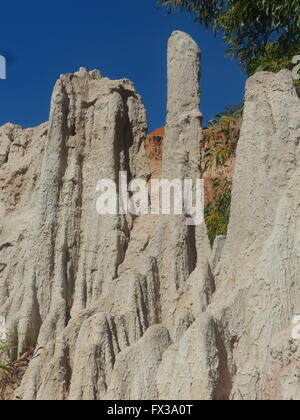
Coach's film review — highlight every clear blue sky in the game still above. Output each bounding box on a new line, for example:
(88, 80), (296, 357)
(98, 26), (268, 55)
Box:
(0, 0), (247, 132)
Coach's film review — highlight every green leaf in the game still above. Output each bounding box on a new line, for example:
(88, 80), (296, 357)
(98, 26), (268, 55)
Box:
(158, 0), (300, 76)
(0, 364), (11, 373)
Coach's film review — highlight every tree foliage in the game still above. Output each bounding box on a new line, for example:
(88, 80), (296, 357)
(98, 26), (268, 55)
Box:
(158, 0), (300, 75)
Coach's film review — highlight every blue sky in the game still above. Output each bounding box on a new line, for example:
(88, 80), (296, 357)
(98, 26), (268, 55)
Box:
(0, 0), (247, 132)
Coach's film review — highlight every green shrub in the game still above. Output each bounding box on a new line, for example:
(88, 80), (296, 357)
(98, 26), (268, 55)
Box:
(205, 211), (228, 246)
(205, 178), (232, 246)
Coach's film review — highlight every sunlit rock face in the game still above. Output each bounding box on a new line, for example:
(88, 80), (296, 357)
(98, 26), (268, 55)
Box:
(0, 32), (299, 400)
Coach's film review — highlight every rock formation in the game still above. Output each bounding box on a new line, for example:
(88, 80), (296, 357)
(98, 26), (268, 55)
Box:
(0, 31), (299, 400)
(145, 127), (164, 178)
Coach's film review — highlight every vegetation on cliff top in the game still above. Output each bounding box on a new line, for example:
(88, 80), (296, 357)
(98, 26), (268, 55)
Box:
(158, 1), (300, 244)
(158, 0), (300, 76)
(203, 104), (242, 245)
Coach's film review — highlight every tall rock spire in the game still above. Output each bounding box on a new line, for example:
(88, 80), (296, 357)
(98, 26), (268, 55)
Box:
(155, 31), (212, 338)
(162, 31), (203, 180)
(167, 30), (201, 124)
